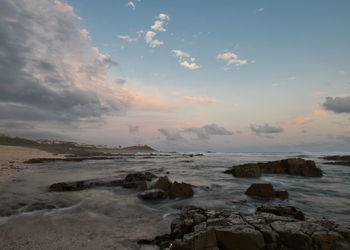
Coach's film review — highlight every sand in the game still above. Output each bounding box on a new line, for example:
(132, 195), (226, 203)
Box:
(0, 145), (65, 177)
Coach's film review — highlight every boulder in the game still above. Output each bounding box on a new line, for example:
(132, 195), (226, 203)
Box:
(138, 189), (167, 200)
(139, 206), (350, 250)
(122, 172), (157, 191)
(48, 179), (124, 192)
(245, 183), (288, 199)
(257, 204), (305, 220)
(169, 182), (194, 199)
(226, 158), (322, 178)
(151, 176), (172, 192)
(232, 164), (261, 177)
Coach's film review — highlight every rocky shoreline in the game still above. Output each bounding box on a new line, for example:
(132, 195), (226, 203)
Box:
(139, 205), (350, 250)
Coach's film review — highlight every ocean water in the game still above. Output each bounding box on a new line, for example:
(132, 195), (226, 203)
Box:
(0, 152), (350, 249)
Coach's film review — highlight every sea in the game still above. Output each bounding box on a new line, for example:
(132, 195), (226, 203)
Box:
(0, 152), (349, 249)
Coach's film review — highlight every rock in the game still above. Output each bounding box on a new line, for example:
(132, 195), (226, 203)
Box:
(245, 183), (288, 199)
(245, 183), (276, 198)
(169, 182), (194, 199)
(122, 172), (157, 190)
(232, 164), (261, 177)
(274, 190), (289, 199)
(48, 179), (123, 192)
(257, 204), (305, 220)
(151, 176), (172, 192)
(215, 226), (265, 250)
(124, 172), (157, 182)
(225, 158), (323, 177)
(138, 189), (167, 200)
(139, 206), (350, 250)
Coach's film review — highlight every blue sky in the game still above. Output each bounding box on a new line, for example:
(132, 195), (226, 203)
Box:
(0, 0), (349, 151)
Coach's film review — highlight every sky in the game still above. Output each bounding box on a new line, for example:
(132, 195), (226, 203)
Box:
(0, 0), (350, 152)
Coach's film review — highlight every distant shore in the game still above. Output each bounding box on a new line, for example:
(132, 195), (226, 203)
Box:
(0, 145), (65, 178)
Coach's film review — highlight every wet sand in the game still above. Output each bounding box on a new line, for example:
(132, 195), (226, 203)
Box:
(0, 145), (65, 177)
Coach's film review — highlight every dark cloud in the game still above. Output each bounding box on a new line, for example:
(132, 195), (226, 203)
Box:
(323, 96), (350, 113)
(250, 124), (284, 136)
(158, 128), (183, 141)
(159, 124), (233, 141)
(0, 0), (129, 137)
(115, 79), (127, 85)
(128, 125), (139, 133)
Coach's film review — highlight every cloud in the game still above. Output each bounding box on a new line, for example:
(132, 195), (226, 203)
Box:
(172, 50), (200, 69)
(157, 14), (170, 21)
(323, 96), (350, 113)
(159, 124), (233, 141)
(183, 124), (233, 140)
(295, 116), (313, 124)
(151, 20), (167, 32)
(338, 70), (346, 75)
(217, 52), (247, 69)
(287, 76), (296, 81)
(158, 128), (183, 141)
(250, 124), (284, 136)
(312, 110), (328, 116)
(118, 35), (138, 43)
(127, 1), (135, 10)
(80, 28), (90, 40)
(180, 61), (200, 69)
(258, 8), (264, 12)
(311, 91), (328, 96)
(172, 50), (190, 58)
(144, 14), (169, 48)
(145, 30), (164, 48)
(0, 0), (130, 136)
(128, 125), (139, 133)
(115, 79), (127, 85)
(183, 96), (216, 103)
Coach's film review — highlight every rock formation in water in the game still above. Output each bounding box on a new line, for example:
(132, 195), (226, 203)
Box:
(224, 158), (323, 177)
(322, 155), (350, 166)
(48, 172), (194, 200)
(139, 205), (350, 250)
(245, 183), (288, 199)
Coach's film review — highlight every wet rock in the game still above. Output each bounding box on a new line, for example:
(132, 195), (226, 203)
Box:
(322, 155), (350, 166)
(225, 158), (323, 177)
(138, 189), (167, 200)
(245, 183), (289, 199)
(48, 179), (123, 192)
(122, 172), (157, 190)
(257, 204), (305, 220)
(139, 206), (350, 250)
(24, 203), (57, 212)
(231, 164), (261, 177)
(169, 181), (194, 199)
(151, 176), (172, 192)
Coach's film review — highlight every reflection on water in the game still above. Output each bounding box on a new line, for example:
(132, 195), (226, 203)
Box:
(0, 152), (350, 249)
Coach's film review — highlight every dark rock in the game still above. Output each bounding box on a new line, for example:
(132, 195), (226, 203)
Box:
(24, 203), (57, 212)
(139, 206), (350, 250)
(48, 179), (123, 192)
(245, 183), (289, 199)
(124, 172), (157, 182)
(138, 189), (167, 200)
(245, 183), (276, 198)
(257, 204), (305, 220)
(169, 182), (194, 199)
(151, 176), (172, 192)
(225, 158), (322, 178)
(275, 190), (289, 199)
(232, 163), (261, 177)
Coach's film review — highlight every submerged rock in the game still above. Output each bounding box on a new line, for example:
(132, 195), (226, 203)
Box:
(139, 206), (350, 250)
(138, 189), (167, 200)
(256, 204), (305, 220)
(48, 179), (123, 192)
(169, 182), (194, 199)
(245, 183), (289, 199)
(225, 158), (323, 178)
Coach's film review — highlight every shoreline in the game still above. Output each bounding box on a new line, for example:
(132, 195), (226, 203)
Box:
(0, 145), (66, 178)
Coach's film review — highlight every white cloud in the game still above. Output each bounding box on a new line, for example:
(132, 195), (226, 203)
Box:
(172, 50), (200, 69)
(144, 14), (169, 48)
(127, 1), (135, 10)
(158, 14), (170, 21)
(288, 76), (297, 80)
(172, 49), (190, 58)
(151, 20), (166, 32)
(258, 8), (264, 12)
(180, 61), (200, 70)
(217, 52), (248, 69)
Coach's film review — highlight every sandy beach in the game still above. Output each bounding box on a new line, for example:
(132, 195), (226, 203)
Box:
(0, 145), (65, 177)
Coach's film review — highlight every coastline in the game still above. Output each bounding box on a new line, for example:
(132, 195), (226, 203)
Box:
(0, 145), (65, 178)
